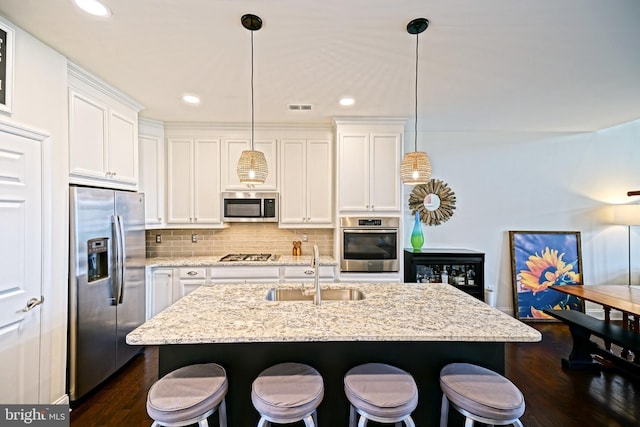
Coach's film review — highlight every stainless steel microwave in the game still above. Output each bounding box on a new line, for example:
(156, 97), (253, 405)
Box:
(222, 191), (278, 222)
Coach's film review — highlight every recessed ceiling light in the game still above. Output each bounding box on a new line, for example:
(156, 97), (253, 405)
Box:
(182, 94), (201, 105)
(339, 97), (355, 106)
(73, 0), (111, 17)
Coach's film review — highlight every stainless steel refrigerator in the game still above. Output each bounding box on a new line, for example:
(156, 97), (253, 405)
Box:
(68, 186), (146, 402)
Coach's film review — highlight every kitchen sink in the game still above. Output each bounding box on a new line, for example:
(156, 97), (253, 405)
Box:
(265, 287), (365, 302)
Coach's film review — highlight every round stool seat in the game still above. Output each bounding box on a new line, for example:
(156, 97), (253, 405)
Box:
(251, 362), (324, 421)
(147, 363), (228, 425)
(439, 363), (525, 421)
(344, 363), (418, 420)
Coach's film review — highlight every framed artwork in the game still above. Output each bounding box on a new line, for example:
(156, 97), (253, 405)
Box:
(0, 20), (14, 114)
(509, 230), (584, 321)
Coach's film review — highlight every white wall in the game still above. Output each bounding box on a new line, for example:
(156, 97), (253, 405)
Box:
(404, 120), (640, 313)
(0, 17), (69, 404)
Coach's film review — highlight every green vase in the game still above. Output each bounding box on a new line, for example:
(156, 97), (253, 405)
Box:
(411, 211), (424, 251)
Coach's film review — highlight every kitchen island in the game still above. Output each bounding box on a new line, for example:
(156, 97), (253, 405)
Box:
(127, 282), (540, 426)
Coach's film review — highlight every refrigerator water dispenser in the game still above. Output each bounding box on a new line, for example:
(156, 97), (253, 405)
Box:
(87, 237), (108, 282)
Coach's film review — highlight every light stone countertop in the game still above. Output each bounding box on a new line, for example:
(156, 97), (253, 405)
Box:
(145, 255), (337, 267)
(127, 282), (541, 345)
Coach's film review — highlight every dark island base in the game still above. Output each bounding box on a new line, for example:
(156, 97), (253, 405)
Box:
(159, 340), (505, 427)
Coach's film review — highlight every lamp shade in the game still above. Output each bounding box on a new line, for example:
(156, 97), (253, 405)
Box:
(400, 151), (432, 185)
(613, 204), (640, 226)
(237, 150), (268, 185)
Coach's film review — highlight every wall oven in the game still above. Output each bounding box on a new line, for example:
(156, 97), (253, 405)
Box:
(340, 217), (400, 272)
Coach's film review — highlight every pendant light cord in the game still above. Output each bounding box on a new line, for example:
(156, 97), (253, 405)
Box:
(414, 31), (419, 153)
(250, 30), (255, 151)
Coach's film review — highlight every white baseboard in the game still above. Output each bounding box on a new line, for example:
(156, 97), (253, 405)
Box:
(53, 394), (69, 405)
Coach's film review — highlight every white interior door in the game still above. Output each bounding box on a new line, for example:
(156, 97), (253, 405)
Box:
(0, 127), (43, 403)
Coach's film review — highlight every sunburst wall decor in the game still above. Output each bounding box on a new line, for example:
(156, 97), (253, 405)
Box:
(408, 179), (456, 226)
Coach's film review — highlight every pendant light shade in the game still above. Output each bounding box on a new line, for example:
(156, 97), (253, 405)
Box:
(400, 151), (432, 184)
(237, 149), (268, 184)
(401, 17), (432, 185)
(238, 14), (268, 186)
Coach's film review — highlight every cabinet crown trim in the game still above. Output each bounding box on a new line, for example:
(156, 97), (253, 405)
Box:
(68, 61), (144, 111)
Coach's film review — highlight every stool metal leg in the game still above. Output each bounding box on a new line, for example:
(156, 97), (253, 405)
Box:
(403, 416), (416, 427)
(349, 405), (357, 427)
(219, 398), (227, 427)
(464, 417), (474, 427)
(357, 415), (368, 427)
(302, 413), (316, 427)
(440, 394), (450, 427)
(197, 419), (209, 427)
(257, 417), (269, 427)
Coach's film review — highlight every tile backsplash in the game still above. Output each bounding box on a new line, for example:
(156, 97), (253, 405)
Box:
(146, 224), (334, 258)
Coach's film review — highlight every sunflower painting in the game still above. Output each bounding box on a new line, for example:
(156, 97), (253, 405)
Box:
(509, 231), (584, 321)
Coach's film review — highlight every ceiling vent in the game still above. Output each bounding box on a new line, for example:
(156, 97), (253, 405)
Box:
(288, 104), (312, 111)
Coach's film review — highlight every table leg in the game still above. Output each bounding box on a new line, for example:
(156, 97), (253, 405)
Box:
(622, 313), (630, 360)
(633, 315), (640, 363)
(603, 307), (612, 351)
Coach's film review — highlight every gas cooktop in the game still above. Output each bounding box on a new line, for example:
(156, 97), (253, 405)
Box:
(219, 253), (276, 262)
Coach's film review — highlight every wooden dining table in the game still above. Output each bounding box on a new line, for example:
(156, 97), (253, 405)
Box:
(551, 285), (640, 359)
(551, 285), (640, 317)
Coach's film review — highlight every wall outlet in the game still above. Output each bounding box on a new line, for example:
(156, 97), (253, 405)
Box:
(191, 234), (198, 243)
(301, 233), (308, 242)
(155, 235), (162, 243)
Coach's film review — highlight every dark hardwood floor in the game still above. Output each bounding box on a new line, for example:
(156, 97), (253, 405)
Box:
(70, 323), (640, 427)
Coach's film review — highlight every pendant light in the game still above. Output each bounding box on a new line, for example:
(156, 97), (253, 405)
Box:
(237, 14), (268, 186)
(400, 18), (433, 185)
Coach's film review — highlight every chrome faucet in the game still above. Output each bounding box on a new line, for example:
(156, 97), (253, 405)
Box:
(312, 245), (321, 305)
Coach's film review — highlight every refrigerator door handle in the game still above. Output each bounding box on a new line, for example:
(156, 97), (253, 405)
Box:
(118, 215), (127, 304)
(115, 214), (126, 304)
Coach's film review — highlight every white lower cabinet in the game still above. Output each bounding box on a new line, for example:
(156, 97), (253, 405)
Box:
(148, 264), (339, 313)
(281, 266), (336, 283)
(209, 266), (281, 284)
(175, 268), (207, 302)
(146, 268), (174, 320)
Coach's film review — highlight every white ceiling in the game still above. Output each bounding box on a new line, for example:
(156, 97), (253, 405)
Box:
(0, 0), (639, 132)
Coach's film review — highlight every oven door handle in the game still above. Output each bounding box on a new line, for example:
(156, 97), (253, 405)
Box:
(341, 229), (398, 233)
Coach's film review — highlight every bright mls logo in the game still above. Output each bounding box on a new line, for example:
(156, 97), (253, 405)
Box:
(1, 405), (69, 426)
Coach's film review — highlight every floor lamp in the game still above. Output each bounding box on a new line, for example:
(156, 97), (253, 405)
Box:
(613, 204), (640, 286)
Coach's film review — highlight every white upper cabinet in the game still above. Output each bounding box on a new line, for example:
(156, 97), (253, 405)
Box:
(139, 118), (165, 228)
(68, 62), (143, 190)
(335, 118), (405, 214)
(221, 138), (277, 190)
(166, 138), (222, 226)
(279, 139), (332, 227)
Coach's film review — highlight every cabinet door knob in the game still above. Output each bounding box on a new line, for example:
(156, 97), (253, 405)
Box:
(187, 271), (198, 276)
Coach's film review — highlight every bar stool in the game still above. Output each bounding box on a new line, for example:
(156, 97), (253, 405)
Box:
(344, 363), (418, 427)
(146, 363), (228, 427)
(439, 363), (525, 427)
(251, 362), (324, 427)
